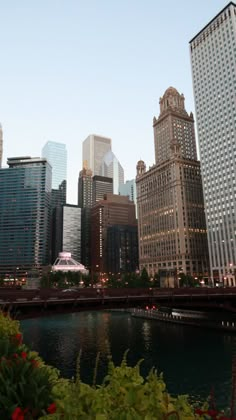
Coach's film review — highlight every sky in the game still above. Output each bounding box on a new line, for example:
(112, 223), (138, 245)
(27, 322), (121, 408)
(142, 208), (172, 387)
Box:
(0, 0), (229, 204)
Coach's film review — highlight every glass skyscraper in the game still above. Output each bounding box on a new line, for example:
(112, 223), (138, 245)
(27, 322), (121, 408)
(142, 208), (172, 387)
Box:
(42, 140), (67, 192)
(190, 2), (236, 285)
(0, 156), (52, 277)
(100, 150), (124, 194)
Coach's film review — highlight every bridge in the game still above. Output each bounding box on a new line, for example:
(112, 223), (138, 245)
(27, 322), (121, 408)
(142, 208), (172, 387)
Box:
(1, 287), (236, 319)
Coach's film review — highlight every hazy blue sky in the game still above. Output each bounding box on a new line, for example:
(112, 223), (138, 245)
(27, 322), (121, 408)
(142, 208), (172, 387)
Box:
(0, 0), (229, 203)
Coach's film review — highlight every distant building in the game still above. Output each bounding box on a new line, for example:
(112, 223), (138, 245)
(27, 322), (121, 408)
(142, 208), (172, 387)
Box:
(136, 87), (209, 280)
(82, 134), (111, 176)
(62, 205), (82, 263)
(92, 175), (113, 205)
(119, 179), (137, 218)
(78, 167), (93, 208)
(190, 2), (236, 286)
(0, 124), (3, 168)
(0, 156), (52, 278)
(91, 194), (137, 273)
(42, 141), (67, 262)
(78, 167), (93, 269)
(107, 225), (139, 274)
(100, 150), (124, 194)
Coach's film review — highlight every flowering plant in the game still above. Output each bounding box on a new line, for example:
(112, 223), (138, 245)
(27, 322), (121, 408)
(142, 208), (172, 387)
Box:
(0, 313), (58, 419)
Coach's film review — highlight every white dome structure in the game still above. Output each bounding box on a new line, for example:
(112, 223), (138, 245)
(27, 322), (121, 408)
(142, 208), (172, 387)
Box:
(52, 252), (89, 275)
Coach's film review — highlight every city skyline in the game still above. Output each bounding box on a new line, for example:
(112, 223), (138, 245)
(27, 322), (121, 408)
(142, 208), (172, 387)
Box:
(0, 0), (229, 204)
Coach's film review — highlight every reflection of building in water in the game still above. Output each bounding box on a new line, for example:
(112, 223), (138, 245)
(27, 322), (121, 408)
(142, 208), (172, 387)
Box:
(142, 321), (151, 350)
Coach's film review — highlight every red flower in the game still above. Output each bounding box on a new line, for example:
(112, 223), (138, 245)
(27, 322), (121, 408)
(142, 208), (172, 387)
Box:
(195, 408), (205, 416)
(14, 334), (23, 345)
(11, 407), (25, 420)
(31, 359), (39, 368)
(47, 403), (56, 414)
(13, 353), (19, 358)
(206, 409), (220, 418)
(21, 352), (27, 359)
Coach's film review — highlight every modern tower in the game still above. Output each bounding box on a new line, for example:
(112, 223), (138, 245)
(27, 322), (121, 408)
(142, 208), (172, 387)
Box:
(92, 175), (113, 205)
(78, 167), (93, 269)
(119, 179), (137, 218)
(100, 150), (124, 194)
(91, 194), (137, 274)
(0, 156), (52, 277)
(190, 2), (236, 286)
(42, 141), (67, 262)
(82, 134), (112, 176)
(136, 88), (209, 282)
(62, 205), (82, 262)
(0, 124), (3, 168)
(42, 140), (67, 205)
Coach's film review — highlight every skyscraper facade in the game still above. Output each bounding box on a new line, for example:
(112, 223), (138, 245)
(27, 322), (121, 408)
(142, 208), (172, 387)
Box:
(119, 179), (137, 218)
(82, 134), (111, 176)
(78, 167), (93, 208)
(92, 175), (113, 205)
(91, 194), (137, 273)
(136, 88), (209, 281)
(42, 141), (67, 190)
(78, 167), (93, 269)
(0, 124), (3, 168)
(0, 156), (52, 277)
(100, 150), (124, 194)
(42, 141), (67, 263)
(190, 2), (236, 285)
(62, 205), (82, 262)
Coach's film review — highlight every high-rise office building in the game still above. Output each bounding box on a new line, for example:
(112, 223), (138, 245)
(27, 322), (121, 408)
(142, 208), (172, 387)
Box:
(107, 225), (139, 274)
(42, 141), (67, 190)
(42, 141), (67, 262)
(78, 167), (93, 208)
(82, 134), (111, 176)
(91, 194), (137, 273)
(0, 124), (3, 168)
(119, 179), (137, 218)
(100, 150), (124, 194)
(136, 88), (209, 281)
(0, 156), (52, 277)
(190, 2), (236, 286)
(92, 175), (113, 205)
(62, 205), (82, 262)
(78, 167), (93, 269)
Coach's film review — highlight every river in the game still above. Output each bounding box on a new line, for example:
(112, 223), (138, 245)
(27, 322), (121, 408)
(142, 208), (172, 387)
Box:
(20, 310), (236, 410)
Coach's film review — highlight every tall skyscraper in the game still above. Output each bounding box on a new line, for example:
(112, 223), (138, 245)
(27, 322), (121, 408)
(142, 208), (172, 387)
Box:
(82, 134), (112, 176)
(42, 141), (67, 190)
(78, 167), (93, 269)
(190, 2), (236, 286)
(0, 156), (52, 277)
(42, 141), (67, 262)
(100, 150), (124, 194)
(62, 205), (82, 262)
(92, 175), (113, 205)
(91, 194), (137, 273)
(119, 179), (137, 218)
(136, 88), (209, 282)
(0, 124), (3, 168)
(78, 167), (93, 208)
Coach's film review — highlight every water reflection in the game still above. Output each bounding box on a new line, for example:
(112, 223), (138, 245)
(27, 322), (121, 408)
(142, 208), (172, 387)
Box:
(21, 311), (235, 408)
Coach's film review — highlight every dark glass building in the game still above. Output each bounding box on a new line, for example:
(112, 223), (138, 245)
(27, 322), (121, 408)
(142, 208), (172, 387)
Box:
(107, 225), (139, 274)
(0, 156), (52, 278)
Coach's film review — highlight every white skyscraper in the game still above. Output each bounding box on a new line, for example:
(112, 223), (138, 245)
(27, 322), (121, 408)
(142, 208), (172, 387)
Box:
(190, 2), (236, 286)
(100, 150), (124, 194)
(82, 134), (112, 176)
